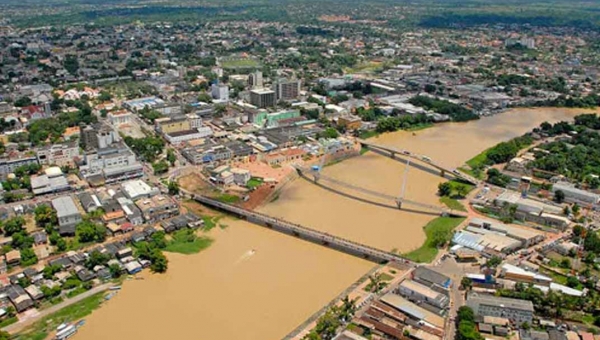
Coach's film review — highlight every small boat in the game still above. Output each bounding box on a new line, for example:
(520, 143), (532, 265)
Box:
(76, 320), (86, 328)
(109, 286), (121, 291)
(105, 293), (115, 300)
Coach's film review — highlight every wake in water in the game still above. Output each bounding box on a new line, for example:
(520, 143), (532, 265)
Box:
(235, 249), (257, 265)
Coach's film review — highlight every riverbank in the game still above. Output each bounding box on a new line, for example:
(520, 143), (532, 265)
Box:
(7, 284), (112, 338)
(72, 218), (374, 340)
(402, 217), (466, 263)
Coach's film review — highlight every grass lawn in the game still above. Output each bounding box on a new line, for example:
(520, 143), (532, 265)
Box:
(220, 58), (260, 69)
(246, 178), (263, 189)
(448, 179), (475, 194)
(0, 316), (18, 328)
(16, 292), (106, 340)
(403, 217), (465, 263)
(440, 197), (467, 212)
(216, 193), (240, 204)
(202, 216), (222, 231)
(360, 146), (370, 155)
(164, 229), (213, 255)
(344, 61), (383, 74)
(66, 287), (89, 299)
(465, 149), (489, 169)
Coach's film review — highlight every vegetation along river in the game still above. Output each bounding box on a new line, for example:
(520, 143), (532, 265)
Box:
(76, 107), (586, 340)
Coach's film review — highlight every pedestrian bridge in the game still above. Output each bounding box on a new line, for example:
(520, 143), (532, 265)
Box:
(191, 194), (415, 265)
(358, 139), (480, 185)
(293, 165), (468, 218)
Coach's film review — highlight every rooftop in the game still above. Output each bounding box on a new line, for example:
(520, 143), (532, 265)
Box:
(51, 196), (80, 218)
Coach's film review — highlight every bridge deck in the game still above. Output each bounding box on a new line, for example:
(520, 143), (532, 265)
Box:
(358, 139), (479, 185)
(192, 195), (414, 265)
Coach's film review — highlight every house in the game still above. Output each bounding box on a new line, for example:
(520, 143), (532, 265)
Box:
(116, 247), (133, 259)
(77, 192), (102, 213)
(5, 250), (20, 266)
(32, 231), (47, 245)
(52, 196), (82, 236)
(76, 268), (95, 282)
(124, 261), (142, 274)
(25, 285), (44, 300)
(6, 285), (33, 312)
(135, 195), (179, 223)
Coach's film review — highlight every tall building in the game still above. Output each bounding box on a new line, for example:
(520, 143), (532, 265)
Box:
(272, 78), (301, 101)
(250, 89), (276, 108)
(81, 123), (120, 151)
(248, 71), (263, 89)
(211, 83), (229, 102)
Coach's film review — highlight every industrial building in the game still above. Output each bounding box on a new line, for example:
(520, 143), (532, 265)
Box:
(468, 218), (544, 247)
(380, 293), (445, 330)
(552, 181), (600, 206)
(411, 266), (452, 294)
(466, 292), (534, 325)
(397, 279), (449, 309)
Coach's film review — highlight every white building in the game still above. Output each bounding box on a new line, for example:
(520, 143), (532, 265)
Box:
(230, 168), (251, 186)
(211, 84), (229, 101)
(37, 141), (80, 167)
(108, 110), (133, 126)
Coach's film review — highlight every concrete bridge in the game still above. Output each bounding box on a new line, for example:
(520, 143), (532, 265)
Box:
(293, 165), (468, 218)
(358, 139), (480, 185)
(192, 194), (415, 265)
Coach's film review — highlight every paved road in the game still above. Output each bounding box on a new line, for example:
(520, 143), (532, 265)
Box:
(3, 283), (113, 334)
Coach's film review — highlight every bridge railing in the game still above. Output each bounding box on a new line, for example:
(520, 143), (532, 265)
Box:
(193, 195), (412, 264)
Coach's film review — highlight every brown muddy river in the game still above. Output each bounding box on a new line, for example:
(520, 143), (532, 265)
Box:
(76, 108), (583, 340)
(75, 219), (373, 340)
(259, 108), (584, 252)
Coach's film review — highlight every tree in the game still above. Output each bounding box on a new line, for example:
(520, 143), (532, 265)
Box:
(149, 249), (168, 273)
(2, 217), (25, 236)
(85, 250), (109, 270)
(166, 149), (177, 166)
(456, 184), (469, 198)
(318, 127), (339, 139)
(150, 231), (167, 249)
(43, 264), (62, 280)
(168, 181), (180, 195)
(438, 182), (452, 197)
(486, 256), (502, 268)
(560, 258), (571, 269)
(109, 264), (122, 278)
(35, 204), (57, 229)
(457, 306), (475, 323)
(0, 331), (10, 340)
(197, 92), (213, 103)
(461, 277), (473, 290)
(566, 276), (580, 288)
(76, 221), (106, 243)
(20, 247), (38, 266)
(572, 203), (581, 216)
(152, 161), (169, 175)
(554, 190), (565, 203)
(14, 96), (32, 107)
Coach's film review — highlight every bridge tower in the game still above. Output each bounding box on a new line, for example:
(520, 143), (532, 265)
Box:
(395, 159), (411, 209)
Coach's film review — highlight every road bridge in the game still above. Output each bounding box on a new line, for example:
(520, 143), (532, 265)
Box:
(293, 165), (468, 218)
(358, 139), (480, 185)
(192, 194), (415, 265)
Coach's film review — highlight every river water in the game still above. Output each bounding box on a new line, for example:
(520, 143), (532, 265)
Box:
(75, 219), (373, 340)
(258, 108), (584, 252)
(75, 108), (584, 340)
